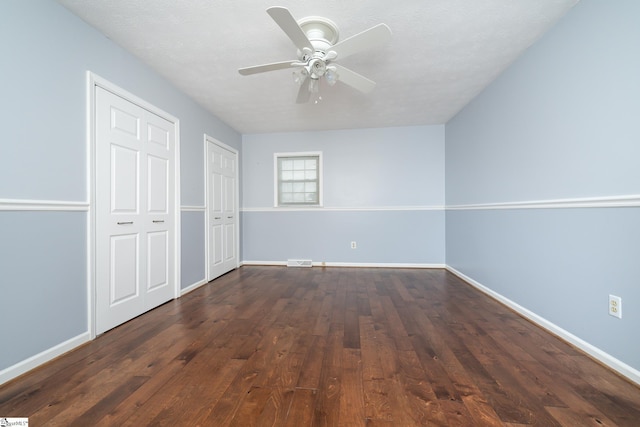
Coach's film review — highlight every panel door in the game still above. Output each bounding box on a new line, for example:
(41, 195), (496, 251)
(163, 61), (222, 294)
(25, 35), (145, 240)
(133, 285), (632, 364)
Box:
(143, 111), (175, 310)
(207, 140), (237, 281)
(95, 86), (175, 335)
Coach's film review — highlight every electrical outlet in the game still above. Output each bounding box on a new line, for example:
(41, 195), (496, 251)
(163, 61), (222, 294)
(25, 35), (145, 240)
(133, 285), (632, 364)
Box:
(609, 295), (622, 319)
(350, 241), (357, 249)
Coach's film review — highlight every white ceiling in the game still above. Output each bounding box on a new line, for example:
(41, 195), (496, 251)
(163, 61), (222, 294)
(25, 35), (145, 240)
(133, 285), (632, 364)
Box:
(57, 0), (578, 134)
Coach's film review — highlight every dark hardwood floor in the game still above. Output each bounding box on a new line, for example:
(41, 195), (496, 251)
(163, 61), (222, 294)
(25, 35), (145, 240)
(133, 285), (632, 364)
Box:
(1, 266), (640, 426)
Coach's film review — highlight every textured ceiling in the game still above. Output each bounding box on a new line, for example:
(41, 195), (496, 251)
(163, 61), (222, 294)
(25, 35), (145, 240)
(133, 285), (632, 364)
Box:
(57, 0), (578, 134)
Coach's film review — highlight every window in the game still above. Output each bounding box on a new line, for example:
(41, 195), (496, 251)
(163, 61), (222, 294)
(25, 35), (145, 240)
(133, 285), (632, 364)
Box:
(275, 152), (322, 207)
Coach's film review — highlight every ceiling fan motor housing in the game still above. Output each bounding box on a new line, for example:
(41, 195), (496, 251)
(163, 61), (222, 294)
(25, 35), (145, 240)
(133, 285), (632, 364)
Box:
(297, 16), (340, 52)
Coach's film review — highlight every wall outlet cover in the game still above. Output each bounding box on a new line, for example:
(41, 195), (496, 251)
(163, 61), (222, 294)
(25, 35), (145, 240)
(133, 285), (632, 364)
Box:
(608, 294), (622, 319)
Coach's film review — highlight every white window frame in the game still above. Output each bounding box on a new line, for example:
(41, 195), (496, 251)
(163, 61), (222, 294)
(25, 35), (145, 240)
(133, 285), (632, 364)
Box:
(274, 151), (323, 207)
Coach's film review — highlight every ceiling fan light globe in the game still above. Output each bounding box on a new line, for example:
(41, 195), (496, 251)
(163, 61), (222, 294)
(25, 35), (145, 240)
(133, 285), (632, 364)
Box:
(325, 67), (338, 86)
(309, 78), (319, 94)
(293, 68), (308, 85)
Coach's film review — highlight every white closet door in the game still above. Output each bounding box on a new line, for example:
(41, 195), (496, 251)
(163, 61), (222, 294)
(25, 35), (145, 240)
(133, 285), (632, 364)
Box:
(207, 140), (238, 281)
(95, 87), (175, 335)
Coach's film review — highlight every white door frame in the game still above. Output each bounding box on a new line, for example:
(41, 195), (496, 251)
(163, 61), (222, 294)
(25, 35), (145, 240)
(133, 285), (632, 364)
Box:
(204, 134), (239, 281)
(87, 72), (181, 338)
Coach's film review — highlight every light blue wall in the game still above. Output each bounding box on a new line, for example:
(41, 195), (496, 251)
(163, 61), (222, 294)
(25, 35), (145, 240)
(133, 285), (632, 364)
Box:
(181, 211), (207, 287)
(0, 0), (240, 374)
(0, 212), (87, 369)
(243, 127), (445, 209)
(446, 0), (640, 205)
(242, 126), (445, 264)
(243, 210), (444, 264)
(446, 0), (640, 371)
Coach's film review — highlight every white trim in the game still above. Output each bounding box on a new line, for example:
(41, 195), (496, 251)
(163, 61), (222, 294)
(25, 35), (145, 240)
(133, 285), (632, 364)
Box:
(241, 260), (445, 269)
(0, 199), (89, 211)
(180, 278), (209, 296)
(445, 265), (640, 387)
(88, 72), (182, 339)
(241, 260), (289, 267)
(0, 332), (91, 386)
(181, 205), (206, 212)
(217, 195), (640, 213)
(241, 205), (445, 213)
(174, 119), (182, 303)
(446, 194), (640, 211)
(86, 71), (96, 339)
(204, 134), (210, 282)
(322, 262), (445, 269)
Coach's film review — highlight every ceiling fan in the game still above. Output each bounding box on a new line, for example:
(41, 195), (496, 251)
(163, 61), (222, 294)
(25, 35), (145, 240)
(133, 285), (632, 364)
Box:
(238, 7), (392, 103)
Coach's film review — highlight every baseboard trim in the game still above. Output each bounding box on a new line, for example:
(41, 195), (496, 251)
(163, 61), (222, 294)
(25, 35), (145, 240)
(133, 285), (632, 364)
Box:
(241, 260), (288, 267)
(320, 262), (445, 269)
(240, 260), (445, 269)
(180, 278), (208, 296)
(0, 332), (91, 386)
(445, 266), (640, 387)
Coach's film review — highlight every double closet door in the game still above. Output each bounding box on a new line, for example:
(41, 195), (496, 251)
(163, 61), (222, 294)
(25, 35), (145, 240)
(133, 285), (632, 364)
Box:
(207, 139), (238, 281)
(95, 86), (176, 335)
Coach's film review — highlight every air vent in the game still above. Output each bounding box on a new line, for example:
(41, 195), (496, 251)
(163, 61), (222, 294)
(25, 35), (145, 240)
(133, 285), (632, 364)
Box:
(287, 259), (313, 267)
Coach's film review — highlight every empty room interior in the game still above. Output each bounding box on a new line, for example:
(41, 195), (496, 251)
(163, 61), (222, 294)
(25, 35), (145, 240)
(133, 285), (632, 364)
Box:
(1, 0), (640, 425)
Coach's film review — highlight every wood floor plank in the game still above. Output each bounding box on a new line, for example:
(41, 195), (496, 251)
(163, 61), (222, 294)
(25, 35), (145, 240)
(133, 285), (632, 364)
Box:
(545, 405), (614, 427)
(343, 306), (361, 349)
(184, 359), (247, 426)
(252, 326), (298, 389)
(65, 375), (149, 427)
(296, 335), (327, 390)
(362, 379), (393, 423)
(379, 295), (410, 337)
(313, 327), (343, 427)
(227, 386), (281, 427)
(2, 266), (640, 426)
(359, 316), (384, 382)
(312, 294), (334, 337)
(284, 388), (317, 427)
(338, 348), (366, 426)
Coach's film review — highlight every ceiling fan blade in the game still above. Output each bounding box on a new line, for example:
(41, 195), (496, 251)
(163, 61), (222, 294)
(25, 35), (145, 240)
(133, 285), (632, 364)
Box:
(238, 60), (299, 75)
(267, 7), (314, 53)
(329, 23), (392, 60)
(333, 64), (376, 93)
(296, 77), (312, 103)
